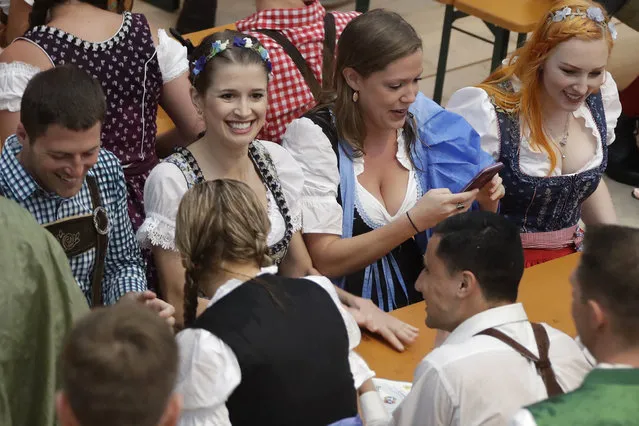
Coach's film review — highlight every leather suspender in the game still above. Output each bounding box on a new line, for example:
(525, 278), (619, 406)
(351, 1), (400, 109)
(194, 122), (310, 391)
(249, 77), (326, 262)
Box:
(86, 175), (108, 307)
(476, 322), (564, 397)
(255, 13), (337, 101)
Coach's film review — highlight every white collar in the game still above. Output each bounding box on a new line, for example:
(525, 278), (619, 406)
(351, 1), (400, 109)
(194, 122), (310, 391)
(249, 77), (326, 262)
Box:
(597, 363), (635, 369)
(444, 303), (529, 345)
(207, 265), (279, 307)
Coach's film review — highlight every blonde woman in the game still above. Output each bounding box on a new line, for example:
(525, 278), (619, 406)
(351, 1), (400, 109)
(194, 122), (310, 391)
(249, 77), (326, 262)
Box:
(174, 179), (372, 426)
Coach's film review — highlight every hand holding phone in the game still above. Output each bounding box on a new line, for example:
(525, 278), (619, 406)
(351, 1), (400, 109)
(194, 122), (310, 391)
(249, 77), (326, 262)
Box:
(461, 162), (504, 192)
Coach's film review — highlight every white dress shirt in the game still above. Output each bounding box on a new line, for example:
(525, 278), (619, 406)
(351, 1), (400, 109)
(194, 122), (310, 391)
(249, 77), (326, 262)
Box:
(175, 266), (375, 426)
(509, 363), (633, 426)
(361, 303), (592, 426)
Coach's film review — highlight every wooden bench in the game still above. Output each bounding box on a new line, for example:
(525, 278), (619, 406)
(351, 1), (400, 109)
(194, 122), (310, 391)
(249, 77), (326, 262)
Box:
(358, 253), (580, 381)
(433, 0), (551, 104)
(156, 23), (237, 135)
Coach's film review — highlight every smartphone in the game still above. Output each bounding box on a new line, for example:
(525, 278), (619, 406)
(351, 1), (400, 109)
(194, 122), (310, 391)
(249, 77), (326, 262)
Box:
(461, 162), (504, 192)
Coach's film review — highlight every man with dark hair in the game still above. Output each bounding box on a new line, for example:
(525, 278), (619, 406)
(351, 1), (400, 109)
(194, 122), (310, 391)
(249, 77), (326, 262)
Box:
(56, 302), (181, 426)
(511, 224), (639, 425)
(359, 211), (591, 426)
(0, 66), (173, 320)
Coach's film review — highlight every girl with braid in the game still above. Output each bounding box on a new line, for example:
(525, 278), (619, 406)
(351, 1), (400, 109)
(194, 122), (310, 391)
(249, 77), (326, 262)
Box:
(173, 179), (373, 426)
(0, 0), (203, 231)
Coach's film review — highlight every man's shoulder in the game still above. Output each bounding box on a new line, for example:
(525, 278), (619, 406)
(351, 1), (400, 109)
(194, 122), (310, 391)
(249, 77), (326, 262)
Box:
(90, 148), (124, 180)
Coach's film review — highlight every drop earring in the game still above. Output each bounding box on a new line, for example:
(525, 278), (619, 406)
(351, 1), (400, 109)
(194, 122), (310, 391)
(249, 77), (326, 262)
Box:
(352, 91), (359, 103)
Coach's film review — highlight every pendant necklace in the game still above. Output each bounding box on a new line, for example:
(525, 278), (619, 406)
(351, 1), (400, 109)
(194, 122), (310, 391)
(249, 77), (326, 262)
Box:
(556, 113), (570, 159)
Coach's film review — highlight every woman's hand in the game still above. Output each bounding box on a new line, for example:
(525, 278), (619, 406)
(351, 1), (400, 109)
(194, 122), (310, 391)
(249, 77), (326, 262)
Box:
(408, 188), (478, 232)
(476, 174), (505, 213)
(345, 296), (419, 352)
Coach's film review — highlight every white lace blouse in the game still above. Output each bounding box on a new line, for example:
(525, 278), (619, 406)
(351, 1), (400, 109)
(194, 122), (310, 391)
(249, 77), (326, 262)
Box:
(0, 26), (187, 112)
(175, 266), (375, 426)
(136, 141), (304, 252)
(446, 72), (622, 177)
(282, 118), (419, 236)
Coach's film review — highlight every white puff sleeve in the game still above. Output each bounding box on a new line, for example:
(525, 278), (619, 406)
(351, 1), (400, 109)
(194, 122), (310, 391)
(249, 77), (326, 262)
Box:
(136, 162), (189, 251)
(261, 140), (305, 233)
(446, 87), (501, 161)
(281, 117), (343, 235)
(175, 329), (240, 426)
(304, 275), (375, 388)
(0, 62), (41, 112)
(599, 71), (622, 145)
(156, 29), (189, 84)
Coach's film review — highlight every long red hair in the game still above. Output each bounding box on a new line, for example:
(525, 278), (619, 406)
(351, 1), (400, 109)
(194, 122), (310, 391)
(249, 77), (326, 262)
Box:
(478, 0), (614, 174)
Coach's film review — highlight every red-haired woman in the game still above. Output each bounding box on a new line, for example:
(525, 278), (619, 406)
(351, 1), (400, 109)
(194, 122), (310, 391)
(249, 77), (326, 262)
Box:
(448, 0), (621, 267)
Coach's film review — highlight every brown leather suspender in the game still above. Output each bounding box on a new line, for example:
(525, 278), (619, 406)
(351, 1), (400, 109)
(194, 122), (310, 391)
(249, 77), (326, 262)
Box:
(255, 13), (337, 101)
(43, 175), (109, 306)
(476, 322), (565, 397)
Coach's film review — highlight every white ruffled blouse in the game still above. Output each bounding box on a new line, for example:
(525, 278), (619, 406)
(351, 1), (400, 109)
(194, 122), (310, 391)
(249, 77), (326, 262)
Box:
(136, 141), (304, 252)
(446, 71), (622, 177)
(281, 118), (419, 236)
(175, 266), (375, 426)
(0, 25), (187, 112)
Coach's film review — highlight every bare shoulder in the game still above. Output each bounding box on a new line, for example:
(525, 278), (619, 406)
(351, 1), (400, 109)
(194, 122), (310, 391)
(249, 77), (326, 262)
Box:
(0, 39), (53, 69)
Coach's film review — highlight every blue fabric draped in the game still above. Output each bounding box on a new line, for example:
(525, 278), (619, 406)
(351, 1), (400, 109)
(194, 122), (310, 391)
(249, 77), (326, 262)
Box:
(336, 92), (495, 310)
(328, 415), (363, 426)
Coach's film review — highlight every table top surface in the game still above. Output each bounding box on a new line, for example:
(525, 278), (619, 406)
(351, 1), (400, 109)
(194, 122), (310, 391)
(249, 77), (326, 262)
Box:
(454, 0), (552, 33)
(357, 253), (580, 381)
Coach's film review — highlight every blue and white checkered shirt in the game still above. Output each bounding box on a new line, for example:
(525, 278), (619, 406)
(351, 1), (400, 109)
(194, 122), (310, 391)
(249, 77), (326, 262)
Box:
(0, 135), (147, 306)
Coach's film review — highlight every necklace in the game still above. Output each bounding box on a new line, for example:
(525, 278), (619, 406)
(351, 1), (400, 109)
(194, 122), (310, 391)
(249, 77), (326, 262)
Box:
(554, 113), (570, 159)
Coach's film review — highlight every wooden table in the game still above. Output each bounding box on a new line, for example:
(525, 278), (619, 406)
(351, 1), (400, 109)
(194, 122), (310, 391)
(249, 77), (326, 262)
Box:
(357, 253), (580, 381)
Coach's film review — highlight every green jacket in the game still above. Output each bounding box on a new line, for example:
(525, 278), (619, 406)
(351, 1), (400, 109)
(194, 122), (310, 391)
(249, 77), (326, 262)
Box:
(0, 197), (89, 426)
(526, 368), (639, 425)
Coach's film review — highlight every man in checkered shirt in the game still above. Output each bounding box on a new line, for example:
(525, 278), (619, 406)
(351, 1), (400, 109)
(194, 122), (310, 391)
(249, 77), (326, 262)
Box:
(0, 66), (172, 316)
(236, 0), (359, 144)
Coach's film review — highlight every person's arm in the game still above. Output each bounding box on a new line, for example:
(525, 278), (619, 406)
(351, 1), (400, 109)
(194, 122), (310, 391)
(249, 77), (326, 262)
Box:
(333, 284), (418, 352)
(278, 231), (316, 277)
(175, 328), (240, 426)
(5, 0), (31, 45)
(389, 360), (455, 426)
(508, 409), (539, 426)
(0, 40), (52, 142)
(154, 28), (204, 157)
(305, 188), (477, 278)
(100, 161), (148, 304)
(581, 179), (617, 225)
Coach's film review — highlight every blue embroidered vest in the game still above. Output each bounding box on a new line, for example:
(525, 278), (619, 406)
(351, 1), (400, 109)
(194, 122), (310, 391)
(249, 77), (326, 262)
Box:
(494, 91), (608, 234)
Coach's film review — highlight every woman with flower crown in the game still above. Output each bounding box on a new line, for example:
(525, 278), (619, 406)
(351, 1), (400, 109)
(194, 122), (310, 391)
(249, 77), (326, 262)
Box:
(138, 31), (417, 348)
(137, 30), (313, 327)
(448, 0), (621, 267)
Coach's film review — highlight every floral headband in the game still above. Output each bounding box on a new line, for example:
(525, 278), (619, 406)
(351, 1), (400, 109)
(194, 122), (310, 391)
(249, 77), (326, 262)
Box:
(549, 6), (617, 40)
(191, 36), (273, 83)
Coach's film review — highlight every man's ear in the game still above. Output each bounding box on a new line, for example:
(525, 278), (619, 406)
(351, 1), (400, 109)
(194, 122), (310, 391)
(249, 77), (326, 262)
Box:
(586, 298), (607, 334)
(159, 393), (183, 426)
(342, 67), (363, 92)
(56, 391), (80, 426)
(16, 122), (29, 144)
(457, 270), (478, 300)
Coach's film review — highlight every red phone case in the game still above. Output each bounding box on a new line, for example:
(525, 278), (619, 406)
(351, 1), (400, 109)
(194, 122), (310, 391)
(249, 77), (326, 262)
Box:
(462, 163), (504, 192)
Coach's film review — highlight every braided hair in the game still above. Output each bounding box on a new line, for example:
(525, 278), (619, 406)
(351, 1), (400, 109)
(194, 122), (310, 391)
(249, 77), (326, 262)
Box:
(175, 179), (272, 327)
